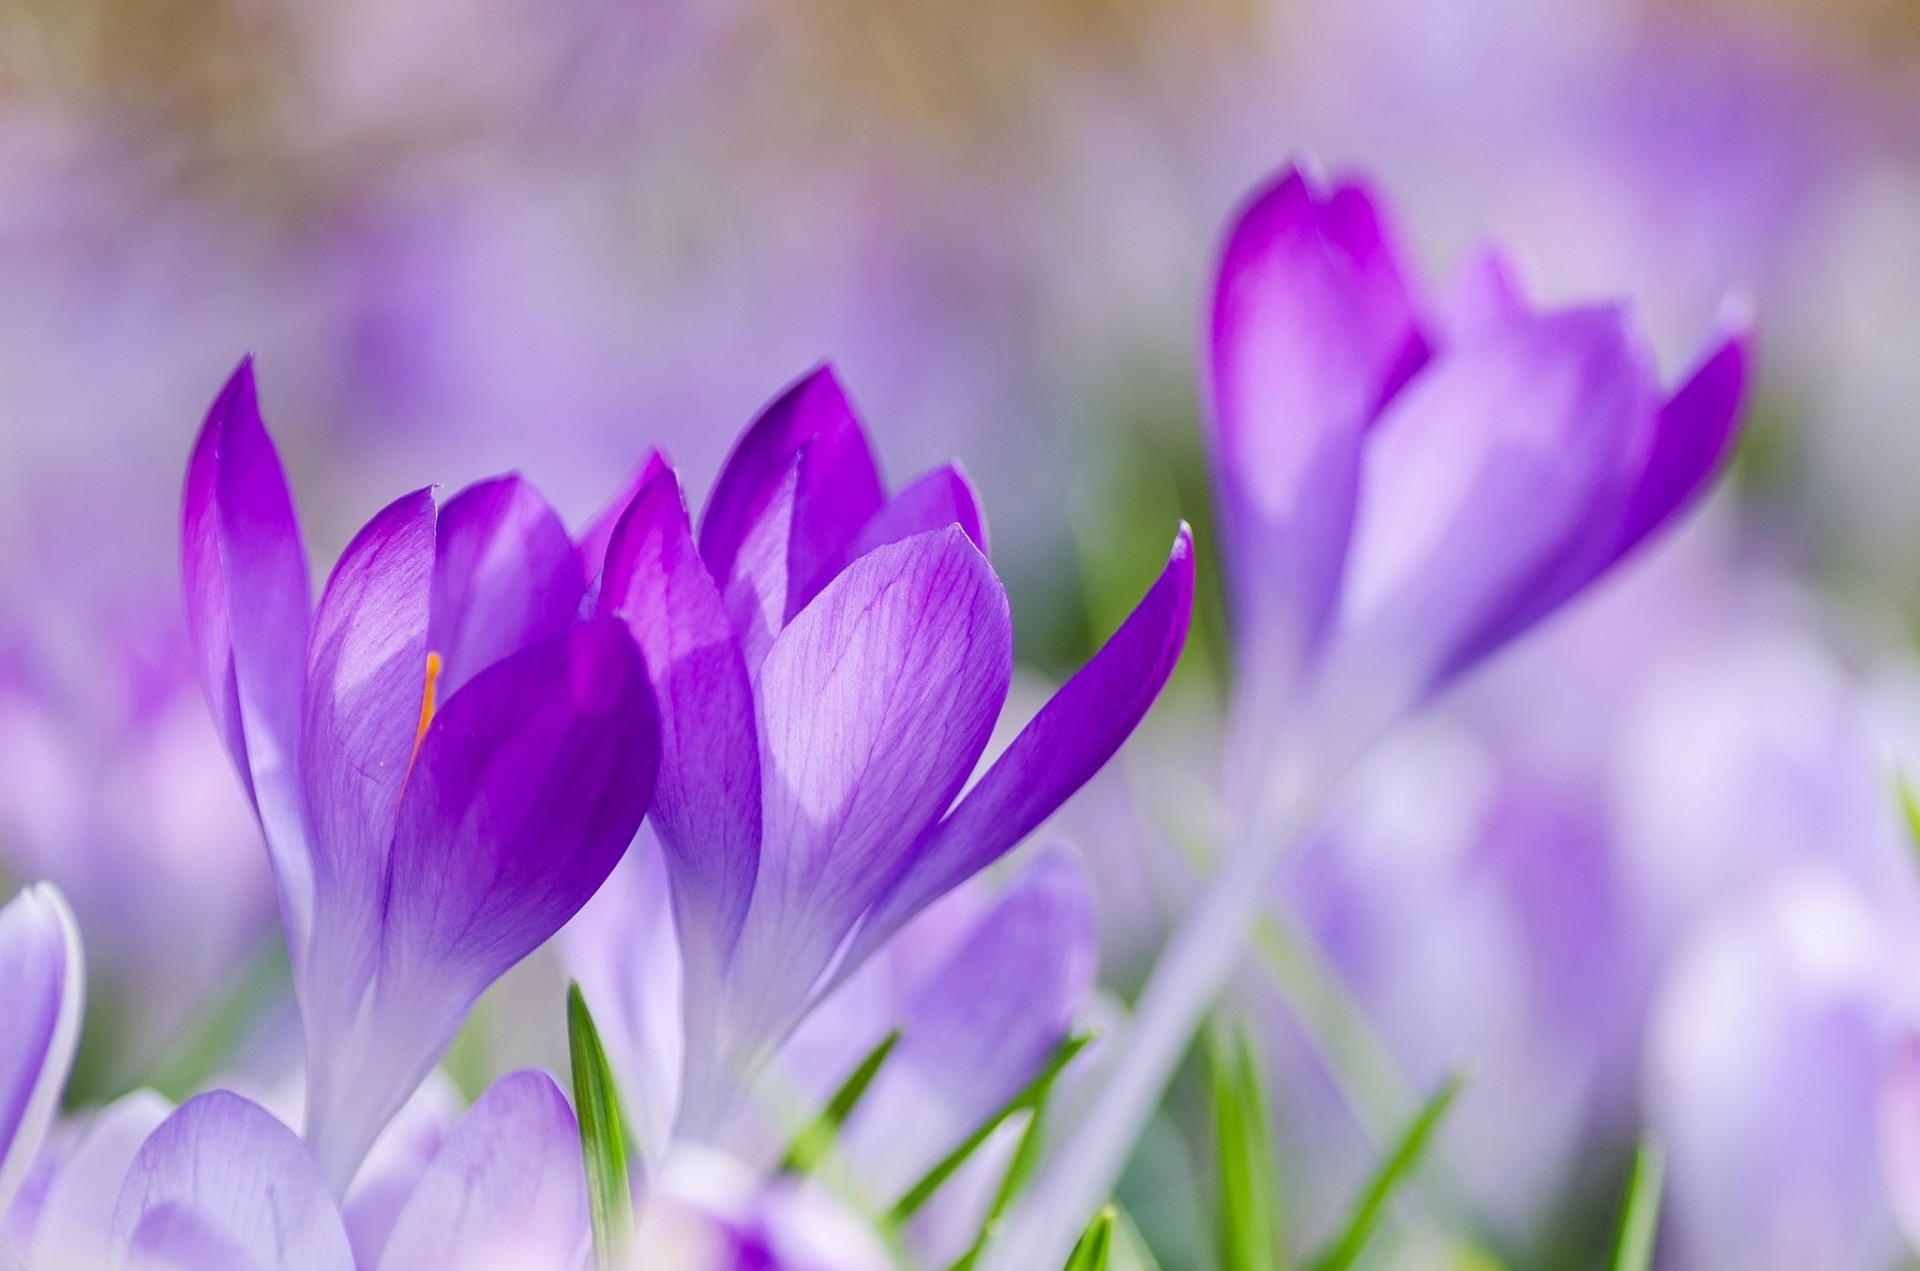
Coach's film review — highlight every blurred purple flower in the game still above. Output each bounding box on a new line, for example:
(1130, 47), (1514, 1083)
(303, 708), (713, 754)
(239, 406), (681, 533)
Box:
(631, 1145), (894, 1271)
(181, 359), (660, 1193)
(594, 365), (1191, 1133)
(1203, 162), (1750, 772)
(108, 1070), (588, 1271)
(0, 884), (83, 1228)
(0, 619), (274, 1082)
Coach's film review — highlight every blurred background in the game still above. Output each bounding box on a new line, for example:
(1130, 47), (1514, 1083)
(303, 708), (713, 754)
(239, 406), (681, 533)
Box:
(3, 0), (1920, 1267)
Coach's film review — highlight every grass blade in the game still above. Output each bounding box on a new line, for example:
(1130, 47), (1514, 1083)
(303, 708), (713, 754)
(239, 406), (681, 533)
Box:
(1608, 1138), (1666, 1271)
(1064, 1206), (1116, 1271)
(567, 983), (633, 1271)
(781, 1028), (901, 1175)
(1305, 1072), (1463, 1271)
(1211, 1027), (1284, 1271)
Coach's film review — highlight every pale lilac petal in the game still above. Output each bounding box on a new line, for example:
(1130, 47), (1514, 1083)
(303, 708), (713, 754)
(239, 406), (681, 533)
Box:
(1439, 248), (1528, 340)
(1332, 306), (1656, 722)
(727, 528), (1012, 1050)
(300, 488), (437, 983)
(340, 1072), (461, 1270)
(1203, 168), (1421, 687)
(304, 618), (657, 1191)
(602, 470), (761, 986)
(429, 475), (588, 696)
(699, 367), (885, 616)
(558, 836), (684, 1168)
(844, 849), (1095, 1194)
(111, 1091), (354, 1271)
(719, 459), (802, 672)
(376, 1071), (589, 1271)
(26, 1089), (172, 1269)
(633, 1147), (894, 1271)
(1880, 1036), (1920, 1250)
(180, 359), (315, 939)
(797, 463), (989, 612)
(847, 526), (1192, 969)
(0, 884), (83, 1221)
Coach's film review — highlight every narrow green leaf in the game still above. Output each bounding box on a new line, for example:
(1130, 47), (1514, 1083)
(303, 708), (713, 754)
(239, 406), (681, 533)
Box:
(891, 1031), (1093, 1227)
(781, 1028), (901, 1175)
(1305, 1072), (1463, 1271)
(567, 983), (633, 1271)
(1608, 1138), (1666, 1271)
(1063, 1206), (1116, 1271)
(1212, 1028), (1284, 1271)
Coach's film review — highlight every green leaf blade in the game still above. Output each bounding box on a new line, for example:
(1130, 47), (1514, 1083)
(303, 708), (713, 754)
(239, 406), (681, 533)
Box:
(1608, 1138), (1667, 1271)
(1306, 1072), (1463, 1271)
(781, 1028), (902, 1176)
(567, 982), (634, 1271)
(1212, 1028), (1284, 1271)
(1064, 1206), (1116, 1271)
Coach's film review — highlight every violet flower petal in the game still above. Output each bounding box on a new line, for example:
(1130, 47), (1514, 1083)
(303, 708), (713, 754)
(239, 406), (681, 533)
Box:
(180, 360), (315, 941)
(1203, 168), (1421, 688)
(576, 451), (670, 589)
(1882, 1036), (1920, 1252)
(1333, 306), (1655, 722)
(1615, 318), (1752, 556)
(111, 1091), (354, 1271)
(26, 1089), (171, 1269)
(845, 848), (1095, 1196)
(429, 474), (589, 697)
(796, 462), (990, 612)
(728, 527), (1012, 1051)
(340, 1073), (461, 1270)
(846, 526), (1192, 971)
(602, 469), (761, 988)
(376, 1071), (589, 1271)
(0, 884), (82, 1222)
(698, 366), (885, 619)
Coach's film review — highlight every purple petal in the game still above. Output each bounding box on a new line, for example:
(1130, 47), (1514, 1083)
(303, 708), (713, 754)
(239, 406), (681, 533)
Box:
(340, 1073), (461, 1270)
(0, 884), (83, 1221)
(376, 1071), (589, 1271)
(305, 618), (657, 1191)
(429, 475), (589, 697)
(726, 528), (1012, 1054)
(698, 366), (886, 625)
(575, 452), (670, 596)
(1203, 167), (1421, 689)
(718, 458), (803, 672)
(111, 1091), (353, 1271)
(1615, 314), (1752, 555)
(1331, 306), (1656, 721)
(847, 526), (1193, 970)
(796, 463), (990, 612)
(844, 848), (1095, 1194)
(602, 469), (761, 988)
(1882, 1036), (1920, 1250)
(298, 489), (437, 1049)
(27, 1089), (172, 1269)
(180, 359), (315, 939)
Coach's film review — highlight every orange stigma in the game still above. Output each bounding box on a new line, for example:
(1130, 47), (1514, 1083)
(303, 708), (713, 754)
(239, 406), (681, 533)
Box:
(412, 651), (444, 761)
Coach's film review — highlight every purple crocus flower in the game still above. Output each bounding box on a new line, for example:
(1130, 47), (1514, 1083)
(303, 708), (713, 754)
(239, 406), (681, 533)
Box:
(108, 1069), (589, 1271)
(594, 366), (1192, 1133)
(1204, 162), (1751, 774)
(180, 359), (660, 1194)
(0, 884), (83, 1233)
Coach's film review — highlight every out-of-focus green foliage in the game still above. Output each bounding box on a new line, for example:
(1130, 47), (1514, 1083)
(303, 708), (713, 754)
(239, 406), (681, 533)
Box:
(1210, 1027), (1284, 1271)
(568, 983), (635, 1271)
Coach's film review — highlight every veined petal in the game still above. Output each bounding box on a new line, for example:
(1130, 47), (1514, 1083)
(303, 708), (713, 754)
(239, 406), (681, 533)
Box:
(847, 526), (1192, 970)
(602, 469), (761, 986)
(699, 367), (885, 630)
(796, 463), (989, 612)
(1330, 306), (1654, 728)
(1203, 167), (1422, 689)
(844, 849), (1095, 1194)
(299, 489), (437, 1056)
(576, 451), (670, 590)
(340, 1072), (461, 1270)
(727, 528), (1012, 1057)
(26, 1089), (172, 1269)
(430, 474), (588, 697)
(305, 618), (657, 1193)
(180, 359), (315, 942)
(111, 1091), (353, 1271)
(0, 884), (83, 1222)
(377, 1071), (590, 1271)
